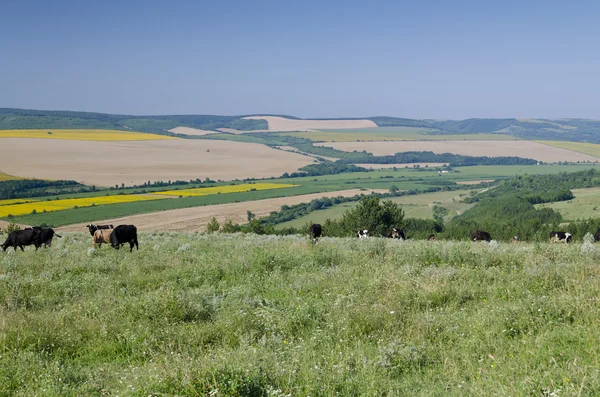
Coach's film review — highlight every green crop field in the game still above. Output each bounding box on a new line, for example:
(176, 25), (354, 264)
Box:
(1, 233), (599, 395)
(536, 187), (600, 220)
(276, 188), (480, 229)
(276, 129), (518, 142)
(0, 171), (22, 181)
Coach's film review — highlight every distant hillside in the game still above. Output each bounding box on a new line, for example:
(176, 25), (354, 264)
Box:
(0, 108), (268, 134)
(2, 108), (600, 142)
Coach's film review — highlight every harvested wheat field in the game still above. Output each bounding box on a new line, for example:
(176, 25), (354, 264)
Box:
(168, 126), (219, 136)
(0, 129), (175, 141)
(0, 139), (314, 187)
(243, 116), (377, 131)
(56, 189), (387, 232)
(317, 141), (599, 163)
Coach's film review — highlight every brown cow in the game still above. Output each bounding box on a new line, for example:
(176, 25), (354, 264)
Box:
(92, 229), (112, 248)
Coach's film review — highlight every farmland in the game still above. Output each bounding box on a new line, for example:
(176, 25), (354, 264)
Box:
(536, 187), (600, 220)
(152, 183), (298, 197)
(276, 188), (479, 229)
(0, 194), (161, 218)
(0, 171), (22, 182)
(0, 138), (314, 186)
(1, 234), (599, 395)
(536, 140), (600, 159)
(316, 140), (600, 163)
(0, 129), (177, 141)
(279, 129), (517, 142)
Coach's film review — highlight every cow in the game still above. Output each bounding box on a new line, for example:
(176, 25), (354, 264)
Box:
(471, 230), (492, 242)
(92, 229), (112, 248)
(110, 225), (139, 252)
(31, 226), (61, 248)
(308, 224), (322, 241)
(87, 224), (114, 236)
(2, 229), (42, 252)
(550, 231), (572, 244)
(594, 230), (600, 242)
(427, 234), (436, 241)
(357, 230), (369, 239)
(385, 228), (406, 240)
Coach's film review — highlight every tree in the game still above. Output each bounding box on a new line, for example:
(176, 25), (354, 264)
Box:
(389, 185), (399, 194)
(206, 217), (220, 233)
(338, 196), (404, 237)
(247, 210), (256, 222)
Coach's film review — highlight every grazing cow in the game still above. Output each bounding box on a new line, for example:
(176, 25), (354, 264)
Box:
(92, 229), (112, 248)
(357, 230), (369, 239)
(428, 234), (436, 241)
(31, 226), (61, 248)
(308, 224), (322, 241)
(2, 229), (42, 252)
(385, 228), (406, 240)
(550, 231), (572, 244)
(110, 225), (139, 252)
(87, 223), (114, 236)
(471, 230), (492, 242)
(594, 230), (600, 242)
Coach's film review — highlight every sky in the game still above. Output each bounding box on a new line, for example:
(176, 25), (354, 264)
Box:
(1, 0), (600, 119)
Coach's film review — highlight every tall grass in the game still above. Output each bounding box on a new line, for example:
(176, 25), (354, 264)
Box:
(0, 234), (599, 395)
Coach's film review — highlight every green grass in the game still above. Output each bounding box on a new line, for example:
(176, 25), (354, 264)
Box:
(536, 187), (600, 220)
(0, 171), (21, 181)
(1, 234), (599, 395)
(276, 189), (479, 229)
(276, 129), (518, 142)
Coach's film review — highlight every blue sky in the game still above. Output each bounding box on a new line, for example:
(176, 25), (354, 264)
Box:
(1, 0), (599, 119)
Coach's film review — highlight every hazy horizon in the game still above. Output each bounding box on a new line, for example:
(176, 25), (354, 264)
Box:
(2, 0), (600, 119)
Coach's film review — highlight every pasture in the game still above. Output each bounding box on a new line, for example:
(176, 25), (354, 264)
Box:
(0, 171), (22, 182)
(0, 138), (314, 187)
(279, 129), (517, 142)
(316, 140), (600, 163)
(536, 140), (600, 159)
(275, 188), (479, 229)
(0, 129), (175, 141)
(536, 187), (600, 220)
(0, 234), (599, 395)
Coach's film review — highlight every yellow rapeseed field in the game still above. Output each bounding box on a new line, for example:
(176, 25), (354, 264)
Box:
(0, 198), (39, 207)
(0, 195), (161, 218)
(152, 183), (298, 197)
(536, 140), (600, 159)
(0, 129), (177, 141)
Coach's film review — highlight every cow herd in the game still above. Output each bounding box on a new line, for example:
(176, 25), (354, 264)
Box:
(1, 223), (139, 253)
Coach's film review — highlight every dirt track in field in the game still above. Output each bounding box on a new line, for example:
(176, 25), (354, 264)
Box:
(316, 141), (600, 163)
(243, 116), (377, 131)
(0, 138), (314, 187)
(56, 189), (387, 233)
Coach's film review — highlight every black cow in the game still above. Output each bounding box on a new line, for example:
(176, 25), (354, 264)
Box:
(427, 234), (436, 241)
(87, 224), (114, 236)
(110, 225), (139, 252)
(31, 226), (62, 248)
(308, 224), (322, 241)
(550, 231), (572, 244)
(385, 228), (406, 240)
(471, 230), (492, 242)
(594, 230), (600, 242)
(357, 230), (369, 239)
(2, 229), (42, 252)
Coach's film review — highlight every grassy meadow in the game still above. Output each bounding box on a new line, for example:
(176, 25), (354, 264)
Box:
(152, 183), (298, 197)
(536, 187), (600, 220)
(536, 141), (600, 159)
(276, 189), (479, 229)
(0, 129), (177, 141)
(0, 233), (599, 395)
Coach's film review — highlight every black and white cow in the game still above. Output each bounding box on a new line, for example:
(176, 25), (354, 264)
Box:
(357, 230), (369, 239)
(87, 223), (114, 236)
(471, 230), (492, 242)
(110, 225), (139, 252)
(308, 224), (322, 241)
(385, 228), (406, 240)
(550, 231), (572, 244)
